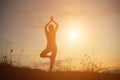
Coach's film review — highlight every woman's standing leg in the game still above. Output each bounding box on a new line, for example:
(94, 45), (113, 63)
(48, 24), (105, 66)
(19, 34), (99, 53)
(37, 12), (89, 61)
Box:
(49, 45), (57, 71)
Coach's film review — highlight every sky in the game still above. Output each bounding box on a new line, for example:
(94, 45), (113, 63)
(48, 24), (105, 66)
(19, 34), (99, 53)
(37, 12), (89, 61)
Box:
(0, 0), (120, 71)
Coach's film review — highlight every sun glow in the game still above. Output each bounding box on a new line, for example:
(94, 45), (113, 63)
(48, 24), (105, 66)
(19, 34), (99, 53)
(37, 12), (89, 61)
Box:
(60, 17), (86, 46)
(62, 18), (83, 41)
(69, 29), (79, 41)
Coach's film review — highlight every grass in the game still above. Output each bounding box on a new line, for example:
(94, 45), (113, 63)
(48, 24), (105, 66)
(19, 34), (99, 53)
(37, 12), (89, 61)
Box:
(0, 41), (120, 80)
(0, 63), (120, 80)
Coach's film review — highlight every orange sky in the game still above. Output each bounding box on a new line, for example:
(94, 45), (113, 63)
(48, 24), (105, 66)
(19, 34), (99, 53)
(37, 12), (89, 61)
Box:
(0, 0), (120, 70)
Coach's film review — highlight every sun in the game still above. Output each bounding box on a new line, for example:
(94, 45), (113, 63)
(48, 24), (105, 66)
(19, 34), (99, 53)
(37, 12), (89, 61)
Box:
(65, 27), (81, 43)
(69, 30), (78, 40)
(61, 18), (85, 44)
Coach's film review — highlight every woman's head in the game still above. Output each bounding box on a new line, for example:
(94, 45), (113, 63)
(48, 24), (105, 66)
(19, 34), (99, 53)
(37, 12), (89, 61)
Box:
(49, 24), (54, 31)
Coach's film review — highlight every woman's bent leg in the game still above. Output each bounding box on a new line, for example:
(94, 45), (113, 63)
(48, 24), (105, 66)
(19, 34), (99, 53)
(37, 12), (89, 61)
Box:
(40, 49), (51, 58)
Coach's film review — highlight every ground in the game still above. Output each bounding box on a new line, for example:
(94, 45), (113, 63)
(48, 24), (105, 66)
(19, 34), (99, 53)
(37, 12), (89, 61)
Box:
(0, 64), (120, 80)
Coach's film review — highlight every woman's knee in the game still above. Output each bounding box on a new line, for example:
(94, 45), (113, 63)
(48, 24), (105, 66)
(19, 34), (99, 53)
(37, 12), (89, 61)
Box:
(40, 53), (44, 57)
(40, 49), (50, 58)
(40, 51), (46, 57)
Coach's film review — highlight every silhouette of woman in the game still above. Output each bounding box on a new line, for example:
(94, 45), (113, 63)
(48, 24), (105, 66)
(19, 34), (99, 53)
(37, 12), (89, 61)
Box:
(40, 17), (59, 71)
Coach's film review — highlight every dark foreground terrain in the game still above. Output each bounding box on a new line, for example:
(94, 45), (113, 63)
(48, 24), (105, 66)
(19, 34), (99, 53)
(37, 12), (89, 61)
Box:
(0, 64), (120, 80)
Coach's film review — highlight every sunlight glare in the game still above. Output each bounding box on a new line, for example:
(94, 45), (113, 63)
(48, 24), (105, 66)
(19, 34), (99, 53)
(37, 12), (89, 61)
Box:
(69, 30), (78, 41)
